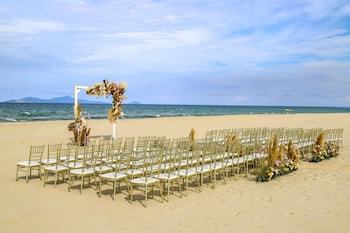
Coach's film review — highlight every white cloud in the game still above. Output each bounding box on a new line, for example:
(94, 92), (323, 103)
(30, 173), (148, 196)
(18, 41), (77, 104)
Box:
(0, 19), (68, 34)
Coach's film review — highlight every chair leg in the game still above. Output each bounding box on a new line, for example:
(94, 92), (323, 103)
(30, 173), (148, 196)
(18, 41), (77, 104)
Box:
(167, 183), (170, 202)
(16, 166), (19, 181)
(38, 167), (42, 181)
(68, 173), (71, 192)
(54, 172), (58, 188)
(43, 171), (46, 187)
(98, 179), (102, 198)
(158, 183), (163, 203)
(145, 185), (148, 207)
(26, 168), (29, 183)
(211, 171), (216, 189)
(93, 174), (97, 191)
(113, 181), (116, 200)
(130, 184), (133, 204)
(80, 176), (83, 194)
(178, 178), (182, 198)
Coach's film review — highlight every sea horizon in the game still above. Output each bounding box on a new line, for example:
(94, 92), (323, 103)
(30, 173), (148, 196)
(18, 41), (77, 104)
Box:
(0, 102), (349, 123)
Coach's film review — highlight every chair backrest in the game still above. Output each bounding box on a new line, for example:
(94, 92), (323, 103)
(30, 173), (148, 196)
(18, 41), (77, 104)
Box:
(123, 137), (135, 155)
(227, 139), (241, 160)
(197, 141), (214, 171)
(159, 139), (174, 173)
(82, 145), (95, 170)
(206, 130), (218, 142)
(140, 145), (163, 183)
(47, 143), (62, 160)
(96, 140), (110, 161)
(72, 146), (86, 166)
(136, 136), (149, 150)
(28, 145), (45, 164)
(181, 139), (199, 171)
(109, 137), (123, 156)
(148, 136), (158, 149)
(59, 148), (71, 167)
(109, 148), (125, 172)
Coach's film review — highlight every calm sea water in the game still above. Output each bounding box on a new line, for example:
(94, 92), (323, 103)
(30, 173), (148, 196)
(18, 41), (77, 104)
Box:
(0, 102), (349, 122)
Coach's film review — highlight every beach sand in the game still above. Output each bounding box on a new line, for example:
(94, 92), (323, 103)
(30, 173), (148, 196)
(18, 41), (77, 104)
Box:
(1, 113), (349, 233)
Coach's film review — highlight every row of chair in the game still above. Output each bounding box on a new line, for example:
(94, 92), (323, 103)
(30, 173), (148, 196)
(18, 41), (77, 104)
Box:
(16, 127), (343, 207)
(205, 127), (343, 156)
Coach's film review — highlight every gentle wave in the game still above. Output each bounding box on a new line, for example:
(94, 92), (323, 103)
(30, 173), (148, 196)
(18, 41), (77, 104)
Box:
(4, 118), (18, 122)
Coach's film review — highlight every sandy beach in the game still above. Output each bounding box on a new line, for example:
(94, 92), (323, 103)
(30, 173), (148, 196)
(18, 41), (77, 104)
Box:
(1, 113), (350, 233)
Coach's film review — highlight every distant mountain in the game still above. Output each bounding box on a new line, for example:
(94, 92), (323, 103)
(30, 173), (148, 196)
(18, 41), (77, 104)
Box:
(4, 96), (108, 104)
(127, 101), (141, 105)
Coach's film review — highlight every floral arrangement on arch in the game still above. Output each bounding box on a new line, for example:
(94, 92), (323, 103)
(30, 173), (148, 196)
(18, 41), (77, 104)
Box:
(310, 133), (340, 162)
(255, 135), (300, 182)
(86, 79), (128, 122)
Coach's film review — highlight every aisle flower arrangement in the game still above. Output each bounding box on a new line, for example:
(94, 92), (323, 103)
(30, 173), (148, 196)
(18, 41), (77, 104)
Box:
(86, 79), (127, 122)
(67, 103), (90, 146)
(325, 141), (340, 157)
(255, 136), (300, 182)
(310, 133), (340, 162)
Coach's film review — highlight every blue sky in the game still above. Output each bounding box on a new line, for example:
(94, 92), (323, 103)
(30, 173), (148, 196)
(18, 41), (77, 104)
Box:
(1, 0), (350, 106)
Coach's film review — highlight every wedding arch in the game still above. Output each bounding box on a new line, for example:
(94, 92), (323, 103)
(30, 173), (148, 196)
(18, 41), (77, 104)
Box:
(72, 79), (127, 141)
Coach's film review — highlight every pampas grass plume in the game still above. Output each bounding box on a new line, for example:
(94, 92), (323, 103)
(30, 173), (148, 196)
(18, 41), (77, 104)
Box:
(189, 128), (196, 141)
(108, 108), (114, 123)
(316, 133), (325, 149)
(268, 135), (279, 165)
(287, 140), (300, 163)
(277, 144), (284, 162)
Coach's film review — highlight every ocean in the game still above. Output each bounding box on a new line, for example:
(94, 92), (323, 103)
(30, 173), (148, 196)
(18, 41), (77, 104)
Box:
(0, 102), (349, 122)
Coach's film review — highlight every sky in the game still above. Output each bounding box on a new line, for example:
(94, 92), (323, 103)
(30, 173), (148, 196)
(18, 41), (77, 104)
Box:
(1, 0), (350, 106)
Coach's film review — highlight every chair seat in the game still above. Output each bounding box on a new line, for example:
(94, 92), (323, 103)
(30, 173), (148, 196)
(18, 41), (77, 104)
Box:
(158, 173), (179, 181)
(130, 176), (158, 185)
(213, 162), (224, 170)
(197, 164), (211, 173)
(111, 163), (128, 170)
(45, 165), (68, 172)
(17, 161), (40, 167)
(41, 158), (57, 165)
(68, 162), (83, 169)
(60, 156), (75, 162)
(126, 168), (144, 177)
(100, 172), (127, 181)
(226, 157), (246, 165)
(245, 154), (255, 161)
(179, 168), (197, 177)
(160, 163), (171, 170)
(70, 168), (95, 175)
(232, 157), (246, 165)
(174, 160), (187, 167)
(94, 166), (112, 173)
(254, 153), (267, 159)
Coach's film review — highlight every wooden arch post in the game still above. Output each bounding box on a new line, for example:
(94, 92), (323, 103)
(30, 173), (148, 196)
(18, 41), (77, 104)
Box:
(74, 85), (89, 115)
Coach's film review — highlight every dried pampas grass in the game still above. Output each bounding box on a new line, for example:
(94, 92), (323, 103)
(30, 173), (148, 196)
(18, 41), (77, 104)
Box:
(287, 140), (300, 164)
(74, 103), (82, 121)
(108, 108), (114, 123)
(268, 135), (279, 165)
(277, 144), (284, 162)
(316, 133), (325, 149)
(189, 128), (196, 141)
